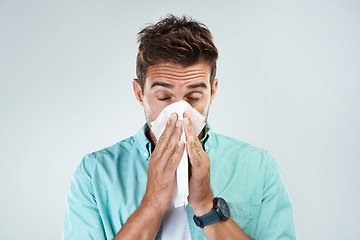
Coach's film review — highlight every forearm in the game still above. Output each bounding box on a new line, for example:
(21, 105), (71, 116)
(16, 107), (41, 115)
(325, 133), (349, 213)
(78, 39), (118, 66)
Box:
(113, 201), (164, 240)
(193, 200), (253, 240)
(202, 217), (253, 240)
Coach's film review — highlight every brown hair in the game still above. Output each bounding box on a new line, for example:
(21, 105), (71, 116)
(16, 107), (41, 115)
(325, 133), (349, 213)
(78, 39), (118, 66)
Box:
(136, 14), (218, 93)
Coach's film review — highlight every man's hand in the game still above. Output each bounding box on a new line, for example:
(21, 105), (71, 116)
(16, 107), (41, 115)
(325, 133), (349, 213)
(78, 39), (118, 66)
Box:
(142, 112), (185, 215)
(114, 113), (185, 239)
(182, 113), (254, 240)
(183, 112), (214, 216)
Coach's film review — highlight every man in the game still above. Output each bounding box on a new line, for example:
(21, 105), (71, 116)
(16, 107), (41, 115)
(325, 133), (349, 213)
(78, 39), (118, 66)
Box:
(63, 15), (296, 239)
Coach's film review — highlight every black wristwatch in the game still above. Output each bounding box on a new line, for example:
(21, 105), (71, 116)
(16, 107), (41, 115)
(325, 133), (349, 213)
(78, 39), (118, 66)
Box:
(193, 197), (230, 228)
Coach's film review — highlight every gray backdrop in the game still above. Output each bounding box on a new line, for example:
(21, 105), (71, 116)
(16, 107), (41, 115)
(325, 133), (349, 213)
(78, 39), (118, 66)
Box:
(1, 0), (359, 239)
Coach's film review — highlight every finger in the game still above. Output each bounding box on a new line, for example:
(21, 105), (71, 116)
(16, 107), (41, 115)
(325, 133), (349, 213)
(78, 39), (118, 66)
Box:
(166, 140), (185, 171)
(183, 117), (204, 167)
(155, 112), (179, 154)
(187, 136), (203, 168)
(183, 117), (202, 149)
(183, 110), (190, 119)
(159, 119), (183, 169)
(151, 113), (179, 170)
(153, 122), (182, 172)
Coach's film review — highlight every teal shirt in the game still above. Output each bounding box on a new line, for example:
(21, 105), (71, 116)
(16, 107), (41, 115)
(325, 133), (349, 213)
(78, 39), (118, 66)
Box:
(63, 123), (296, 239)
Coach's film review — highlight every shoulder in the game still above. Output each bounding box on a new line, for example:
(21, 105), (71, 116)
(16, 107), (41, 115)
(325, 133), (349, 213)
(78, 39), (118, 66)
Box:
(212, 132), (251, 150)
(88, 136), (135, 160)
(211, 132), (278, 169)
(77, 136), (137, 177)
(212, 132), (267, 157)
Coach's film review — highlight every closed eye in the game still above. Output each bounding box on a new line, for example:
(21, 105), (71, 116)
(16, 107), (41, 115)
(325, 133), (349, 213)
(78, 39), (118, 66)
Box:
(187, 97), (200, 101)
(158, 97), (171, 101)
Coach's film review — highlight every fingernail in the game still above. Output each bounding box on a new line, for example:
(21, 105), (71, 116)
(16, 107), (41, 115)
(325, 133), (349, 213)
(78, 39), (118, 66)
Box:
(184, 118), (189, 125)
(176, 120), (181, 128)
(171, 113), (177, 121)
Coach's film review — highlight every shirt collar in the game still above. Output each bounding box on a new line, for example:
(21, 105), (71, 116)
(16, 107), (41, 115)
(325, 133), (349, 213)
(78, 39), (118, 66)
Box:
(134, 122), (216, 161)
(134, 123), (152, 161)
(200, 122), (215, 153)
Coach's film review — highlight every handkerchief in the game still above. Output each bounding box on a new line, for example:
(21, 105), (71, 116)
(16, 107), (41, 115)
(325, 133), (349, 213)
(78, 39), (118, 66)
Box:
(150, 100), (206, 207)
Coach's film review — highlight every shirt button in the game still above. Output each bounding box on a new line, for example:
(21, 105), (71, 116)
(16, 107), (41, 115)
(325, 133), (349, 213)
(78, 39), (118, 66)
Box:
(205, 146), (209, 151)
(144, 152), (148, 157)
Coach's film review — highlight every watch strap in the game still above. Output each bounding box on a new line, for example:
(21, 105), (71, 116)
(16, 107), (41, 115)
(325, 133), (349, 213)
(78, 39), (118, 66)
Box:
(193, 209), (220, 228)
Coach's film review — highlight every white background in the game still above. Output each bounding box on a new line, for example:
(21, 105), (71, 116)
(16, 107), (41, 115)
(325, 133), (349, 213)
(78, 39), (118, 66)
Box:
(0, 0), (359, 239)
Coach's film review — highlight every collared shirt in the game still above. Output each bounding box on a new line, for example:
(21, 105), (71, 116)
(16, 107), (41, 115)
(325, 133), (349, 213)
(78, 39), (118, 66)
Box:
(62, 123), (296, 239)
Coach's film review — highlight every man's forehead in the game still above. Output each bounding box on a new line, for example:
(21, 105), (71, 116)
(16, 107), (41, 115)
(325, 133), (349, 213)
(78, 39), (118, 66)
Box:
(146, 63), (211, 85)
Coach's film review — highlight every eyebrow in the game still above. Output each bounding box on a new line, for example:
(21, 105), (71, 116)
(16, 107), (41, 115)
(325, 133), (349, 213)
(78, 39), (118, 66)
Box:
(187, 83), (207, 89)
(151, 82), (174, 89)
(150, 82), (208, 90)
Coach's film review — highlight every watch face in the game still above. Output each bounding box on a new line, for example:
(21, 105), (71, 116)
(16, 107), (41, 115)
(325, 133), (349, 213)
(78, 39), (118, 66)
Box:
(216, 198), (230, 219)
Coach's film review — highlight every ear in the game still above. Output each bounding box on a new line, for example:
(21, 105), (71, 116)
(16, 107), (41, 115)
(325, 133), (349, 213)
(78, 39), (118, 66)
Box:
(133, 79), (144, 106)
(210, 78), (218, 105)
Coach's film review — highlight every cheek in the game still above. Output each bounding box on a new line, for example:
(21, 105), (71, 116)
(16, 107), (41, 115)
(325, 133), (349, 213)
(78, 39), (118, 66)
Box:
(193, 99), (211, 116)
(143, 96), (164, 122)
(196, 107), (207, 117)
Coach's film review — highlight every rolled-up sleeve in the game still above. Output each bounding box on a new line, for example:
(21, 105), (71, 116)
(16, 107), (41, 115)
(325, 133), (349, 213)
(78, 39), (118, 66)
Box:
(62, 155), (106, 240)
(254, 152), (297, 240)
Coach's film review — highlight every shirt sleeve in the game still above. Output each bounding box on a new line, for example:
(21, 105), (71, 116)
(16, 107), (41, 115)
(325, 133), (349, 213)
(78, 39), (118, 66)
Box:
(253, 151), (297, 240)
(62, 155), (106, 240)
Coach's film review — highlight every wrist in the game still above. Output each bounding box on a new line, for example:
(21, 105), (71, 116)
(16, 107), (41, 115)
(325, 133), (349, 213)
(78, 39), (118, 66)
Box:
(191, 196), (214, 216)
(141, 195), (168, 217)
(193, 197), (231, 229)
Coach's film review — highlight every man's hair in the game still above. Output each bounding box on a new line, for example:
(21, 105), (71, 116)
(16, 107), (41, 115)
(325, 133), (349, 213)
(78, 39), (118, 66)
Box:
(136, 14), (218, 93)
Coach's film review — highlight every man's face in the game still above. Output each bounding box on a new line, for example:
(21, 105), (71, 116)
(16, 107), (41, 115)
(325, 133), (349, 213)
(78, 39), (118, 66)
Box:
(133, 62), (218, 125)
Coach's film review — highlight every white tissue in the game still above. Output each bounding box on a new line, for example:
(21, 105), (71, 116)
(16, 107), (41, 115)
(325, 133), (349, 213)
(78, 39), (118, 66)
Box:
(150, 100), (206, 207)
